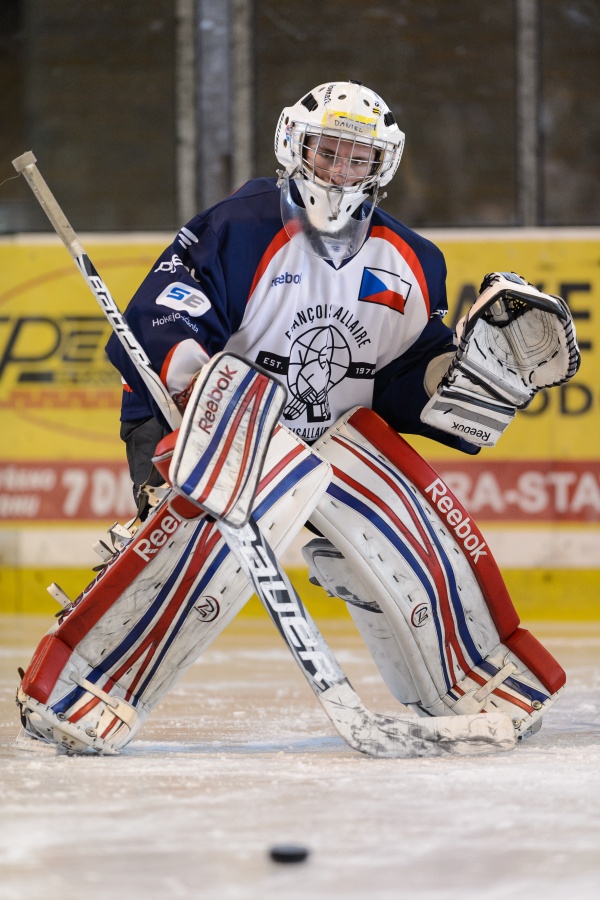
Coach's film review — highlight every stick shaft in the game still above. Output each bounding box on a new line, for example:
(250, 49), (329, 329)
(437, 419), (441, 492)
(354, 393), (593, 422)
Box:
(219, 518), (345, 695)
(13, 152), (85, 259)
(12, 151), (181, 429)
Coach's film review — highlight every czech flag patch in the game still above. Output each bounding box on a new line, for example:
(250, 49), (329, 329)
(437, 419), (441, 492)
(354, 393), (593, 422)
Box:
(358, 267), (411, 313)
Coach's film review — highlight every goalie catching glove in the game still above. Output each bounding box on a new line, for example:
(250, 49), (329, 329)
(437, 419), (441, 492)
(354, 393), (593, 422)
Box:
(421, 272), (581, 446)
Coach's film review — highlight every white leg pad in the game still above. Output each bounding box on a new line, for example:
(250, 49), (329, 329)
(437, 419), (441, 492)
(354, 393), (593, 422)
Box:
(309, 407), (566, 735)
(303, 538), (420, 704)
(17, 426), (330, 754)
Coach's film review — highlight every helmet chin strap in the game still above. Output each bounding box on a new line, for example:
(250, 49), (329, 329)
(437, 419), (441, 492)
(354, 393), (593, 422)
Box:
(277, 167), (383, 225)
(325, 182), (384, 223)
(276, 165), (300, 186)
(325, 186), (344, 221)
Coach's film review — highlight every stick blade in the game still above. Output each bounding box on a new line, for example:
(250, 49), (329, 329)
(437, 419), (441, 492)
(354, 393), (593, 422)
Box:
(321, 681), (516, 758)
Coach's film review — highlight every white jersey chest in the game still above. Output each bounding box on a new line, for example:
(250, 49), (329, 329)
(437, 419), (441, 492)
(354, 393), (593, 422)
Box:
(225, 233), (429, 442)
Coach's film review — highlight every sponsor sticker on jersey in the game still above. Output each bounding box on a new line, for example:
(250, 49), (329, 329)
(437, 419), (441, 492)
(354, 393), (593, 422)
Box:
(358, 267), (411, 314)
(155, 282), (211, 317)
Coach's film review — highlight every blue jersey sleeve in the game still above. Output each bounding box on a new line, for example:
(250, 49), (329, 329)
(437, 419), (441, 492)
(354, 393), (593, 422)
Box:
(106, 220), (234, 391)
(106, 178), (283, 422)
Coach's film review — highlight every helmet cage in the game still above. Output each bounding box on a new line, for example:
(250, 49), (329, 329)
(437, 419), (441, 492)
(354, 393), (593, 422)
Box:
(288, 123), (395, 196)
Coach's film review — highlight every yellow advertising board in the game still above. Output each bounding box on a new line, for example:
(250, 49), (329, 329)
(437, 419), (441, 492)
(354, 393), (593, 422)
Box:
(0, 237), (166, 520)
(413, 229), (600, 620)
(0, 230), (599, 618)
(413, 231), (600, 525)
(420, 230), (599, 462)
(0, 236), (166, 612)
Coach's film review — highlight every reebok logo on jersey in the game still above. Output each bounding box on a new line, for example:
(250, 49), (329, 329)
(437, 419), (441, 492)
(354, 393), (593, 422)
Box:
(358, 268), (411, 314)
(424, 478), (488, 563)
(272, 272), (302, 287)
(156, 282), (211, 317)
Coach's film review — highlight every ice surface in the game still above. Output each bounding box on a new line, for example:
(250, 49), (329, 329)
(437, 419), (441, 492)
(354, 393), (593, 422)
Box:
(1, 615), (599, 900)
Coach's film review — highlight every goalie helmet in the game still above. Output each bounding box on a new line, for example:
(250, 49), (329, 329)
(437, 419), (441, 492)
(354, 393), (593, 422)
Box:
(275, 81), (405, 261)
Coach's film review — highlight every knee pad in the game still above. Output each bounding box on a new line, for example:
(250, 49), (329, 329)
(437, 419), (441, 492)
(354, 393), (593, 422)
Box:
(17, 426), (330, 755)
(308, 407), (565, 738)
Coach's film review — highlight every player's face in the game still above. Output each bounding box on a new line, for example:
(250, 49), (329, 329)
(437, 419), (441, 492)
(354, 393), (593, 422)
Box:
(304, 134), (377, 188)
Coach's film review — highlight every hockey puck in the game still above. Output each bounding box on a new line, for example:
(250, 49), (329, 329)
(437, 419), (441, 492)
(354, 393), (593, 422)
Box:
(269, 844), (310, 863)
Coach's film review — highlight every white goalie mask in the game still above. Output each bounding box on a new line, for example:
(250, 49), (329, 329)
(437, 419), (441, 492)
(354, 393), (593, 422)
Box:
(275, 81), (405, 261)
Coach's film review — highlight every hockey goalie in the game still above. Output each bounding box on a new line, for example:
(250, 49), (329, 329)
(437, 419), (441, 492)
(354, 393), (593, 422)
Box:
(14, 80), (580, 758)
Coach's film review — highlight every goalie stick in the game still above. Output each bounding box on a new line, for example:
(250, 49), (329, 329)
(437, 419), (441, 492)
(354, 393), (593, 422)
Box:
(13, 150), (516, 757)
(12, 152), (182, 430)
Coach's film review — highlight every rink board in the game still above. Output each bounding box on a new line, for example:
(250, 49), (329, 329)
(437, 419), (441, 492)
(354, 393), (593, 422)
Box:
(2, 560), (600, 622)
(1, 230), (599, 620)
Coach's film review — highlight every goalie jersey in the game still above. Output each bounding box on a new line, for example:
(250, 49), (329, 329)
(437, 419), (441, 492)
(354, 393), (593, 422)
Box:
(107, 177), (464, 447)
